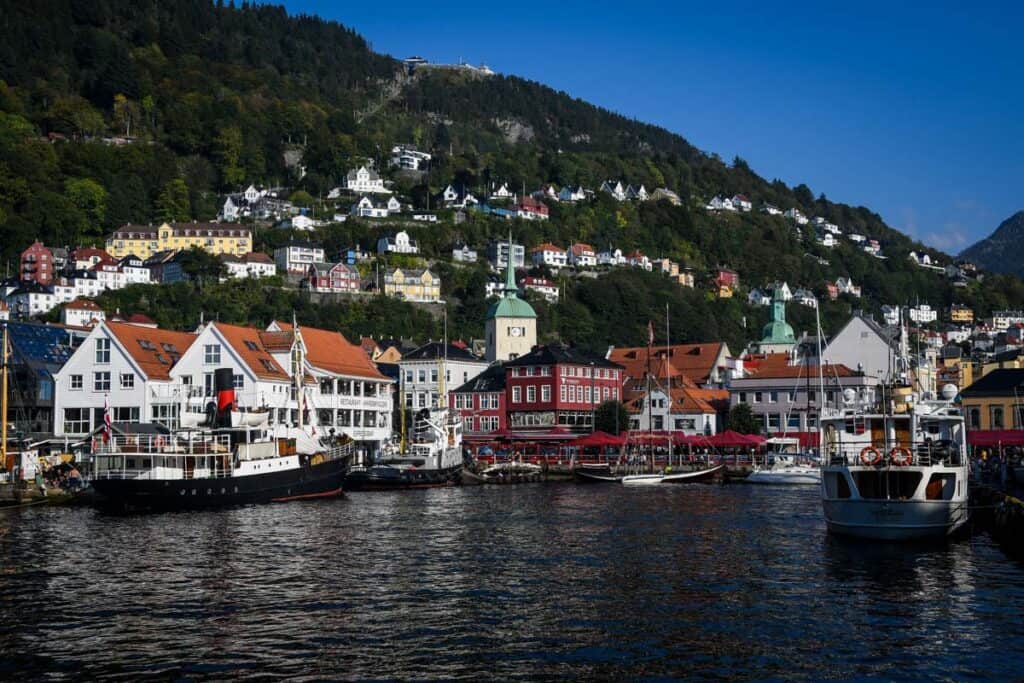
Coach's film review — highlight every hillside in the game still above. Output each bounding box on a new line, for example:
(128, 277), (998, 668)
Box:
(960, 211), (1024, 277)
(2, 0), (1023, 346)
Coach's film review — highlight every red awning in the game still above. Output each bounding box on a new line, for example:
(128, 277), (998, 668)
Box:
(699, 430), (766, 448)
(626, 431), (702, 446)
(967, 430), (1024, 447)
(770, 431), (821, 449)
(570, 430), (627, 448)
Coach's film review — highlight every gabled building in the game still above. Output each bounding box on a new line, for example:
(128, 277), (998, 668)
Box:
(106, 223), (251, 260)
(558, 186), (588, 202)
(609, 342), (735, 389)
(60, 299), (105, 328)
(650, 188), (681, 205)
(600, 180), (627, 201)
(784, 208), (809, 225)
(20, 241), (54, 285)
(821, 313), (900, 381)
(343, 166), (389, 194)
(731, 194), (753, 212)
(512, 196), (549, 221)
(399, 342), (487, 411)
(306, 262), (361, 293)
(567, 243), (597, 268)
(960, 369), (1024, 432)
(377, 231), (419, 255)
(383, 268), (440, 302)
(220, 252), (277, 279)
(2, 321), (85, 436)
(624, 380), (724, 435)
(53, 321), (197, 437)
(452, 244), (478, 263)
(529, 243), (567, 268)
(504, 344), (624, 433)
(520, 276), (559, 303)
(274, 240), (325, 275)
(390, 145), (431, 171)
(449, 363), (506, 439)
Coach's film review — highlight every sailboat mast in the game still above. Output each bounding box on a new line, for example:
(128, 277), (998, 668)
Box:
(1, 325), (8, 467)
(666, 303), (671, 465)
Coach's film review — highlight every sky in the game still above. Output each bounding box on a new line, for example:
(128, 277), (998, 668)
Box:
(283, 1), (1023, 253)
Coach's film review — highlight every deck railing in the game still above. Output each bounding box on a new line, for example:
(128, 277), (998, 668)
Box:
(825, 441), (963, 467)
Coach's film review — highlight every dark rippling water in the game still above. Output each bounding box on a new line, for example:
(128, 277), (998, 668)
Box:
(2, 484), (1023, 680)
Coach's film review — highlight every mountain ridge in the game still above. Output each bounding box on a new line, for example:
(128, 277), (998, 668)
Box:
(960, 211), (1024, 277)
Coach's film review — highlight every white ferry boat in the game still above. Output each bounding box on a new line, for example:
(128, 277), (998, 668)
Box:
(820, 383), (969, 540)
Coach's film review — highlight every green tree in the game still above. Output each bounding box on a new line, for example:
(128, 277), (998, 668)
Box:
(64, 178), (108, 239)
(177, 246), (226, 288)
(594, 400), (629, 435)
(155, 178), (191, 223)
(289, 190), (314, 207)
(727, 403), (761, 435)
(213, 126), (245, 188)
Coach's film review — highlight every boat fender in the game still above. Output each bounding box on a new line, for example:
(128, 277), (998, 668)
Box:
(889, 447), (913, 466)
(859, 446), (883, 466)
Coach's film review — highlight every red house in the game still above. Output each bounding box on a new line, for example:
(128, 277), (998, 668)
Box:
(504, 343), (624, 433)
(307, 262), (360, 292)
(512, 196), (550, 221)
(449, 364), (507, 440)
(21, 241), (54, 285)
(714, 266), (739, 288)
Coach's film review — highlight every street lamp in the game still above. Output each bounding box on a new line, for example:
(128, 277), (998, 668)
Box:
(590, 361), (596, 433)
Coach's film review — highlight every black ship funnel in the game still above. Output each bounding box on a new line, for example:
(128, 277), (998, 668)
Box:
(214, 367), (236, 428)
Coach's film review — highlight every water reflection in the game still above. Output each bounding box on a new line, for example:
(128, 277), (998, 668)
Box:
(1, 486), (1023, 679)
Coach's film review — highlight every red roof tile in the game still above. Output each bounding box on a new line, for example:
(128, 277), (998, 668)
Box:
(106, 322), (197, 381)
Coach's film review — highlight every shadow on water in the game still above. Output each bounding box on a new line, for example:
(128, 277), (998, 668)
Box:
(1, 486), (1024, 680)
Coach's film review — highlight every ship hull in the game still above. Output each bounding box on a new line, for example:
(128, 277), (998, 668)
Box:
(822, 498), (970, 540)
(91, 457), (347, 511)
(344, 464), (462, 491)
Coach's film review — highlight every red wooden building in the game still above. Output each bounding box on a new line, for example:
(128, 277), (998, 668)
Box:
(20, 241), (54, 285)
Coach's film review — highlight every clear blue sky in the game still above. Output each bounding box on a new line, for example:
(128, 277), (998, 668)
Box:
(284, 1), (1022, 253)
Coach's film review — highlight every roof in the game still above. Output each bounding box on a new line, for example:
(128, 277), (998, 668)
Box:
(402, 341), (483, 363)
(743, 363), (857, 380)
(962, 369), (1024, 397)
(623, 383), (719, 415)
(212, 322), (289, 382)
(505, 343), (622, 369)
(486, 296), (537, 319)
(451, 363), (506, 394)
(125, 313), (156, 325)
(609, 343), (728, 385)
(530, 243), (565, 253)
(277, 239), (323, 250)
(4, 321), (79, 373)
(272, 322), (387, 380)
(106, 322), (196, 381)
(110, 222), (250, 239)
(569, 243), (595, 254)
(62, 299), (102, 311)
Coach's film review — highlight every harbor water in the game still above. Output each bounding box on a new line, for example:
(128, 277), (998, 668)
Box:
(2, 484), (1023, 680)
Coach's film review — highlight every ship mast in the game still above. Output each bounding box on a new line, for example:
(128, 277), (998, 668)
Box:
(1, 325), (8, 471)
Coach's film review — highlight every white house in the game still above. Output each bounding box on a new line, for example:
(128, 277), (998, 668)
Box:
(266, 321), (394, 453)
(490, 183), (515, 200)
(818, 232), (838, 248)
(792, 288), (818, 308)
(221, 252), (277, 279)
(748, 288), (772, 306)
(60, 299), (105, 328)
(274, 240), (325, 275)
(487, 241), (525, 271)
(731, 194), (753, 212)
(822, 313), (899, 381)
(784, 208), (809, 225)
(53, 321), (197, 437)
(529, 243), (567, 269)
(452, 244), (478, 263)
(377, 230), (419, 255)
(398, 342), (488, 411)
(344, 166), (389, 194)
(567, 243), (597, 268)
(909, 304), (938, 325)
(706, 195), (736, 212)
(881, 305), (902, 327)
(626, 184), (649, 201)
(600, 180), (627, 201)
(834, 277), (861, 297)
(169, 322), (302, 430)
(412, 213), (437, 222)
(597, 248), (626, 266)
(390, 145), (431, 171)
(6, 284), (56, 318)
(520, 276), (559, 303)
(650, 188), (681, 205)
(626, 383), (718, 435)
(760, 203), (783, 216)
(559, 186), (587, 202)
(626, 251), (652, 271)
(351, 196), (390, 219)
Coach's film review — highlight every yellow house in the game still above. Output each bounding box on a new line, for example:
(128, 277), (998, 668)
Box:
(981, 349), (1024, 378)
(960, 369), (1024, 431)
(383, 268), (441, 303)
(949, 304), (974, 323)
(106, 222), (252, 259)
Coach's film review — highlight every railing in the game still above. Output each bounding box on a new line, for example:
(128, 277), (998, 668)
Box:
(825, 441), (964, 468)
(92, 433), (232, 456)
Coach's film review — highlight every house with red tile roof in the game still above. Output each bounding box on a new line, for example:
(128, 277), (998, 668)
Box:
(529, 243), (566, 268)
(60, 299), (105, 328)
(53, 321), (197, 436)
(608, 342), (735, 388)
(267, 321), (394, 450)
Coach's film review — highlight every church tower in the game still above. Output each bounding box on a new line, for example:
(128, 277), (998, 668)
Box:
(485, 235), (537, 362)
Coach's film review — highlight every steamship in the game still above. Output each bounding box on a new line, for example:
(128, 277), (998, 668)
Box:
(90, 369), (353, 510)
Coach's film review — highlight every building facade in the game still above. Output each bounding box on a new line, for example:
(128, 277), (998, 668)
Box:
(106, 222), (252, 259)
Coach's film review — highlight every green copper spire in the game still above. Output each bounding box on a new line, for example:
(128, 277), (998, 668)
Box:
(503, 230), (517, 295)
(760, 286), (796, 344)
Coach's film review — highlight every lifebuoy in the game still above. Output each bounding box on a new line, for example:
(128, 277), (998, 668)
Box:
(890, 447), (913, 466)
(860, 446), (883, 466)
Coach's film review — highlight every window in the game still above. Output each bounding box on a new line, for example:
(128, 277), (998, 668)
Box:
(204, 344), (221, 365)
(417, 393), (427, 408)
(260, 359), (276, 373)
(151, 404), (179, 430)
(753, 392), (762, 403)
(94, 371), (110, 392)
(967, 406), (981, 429)
(95, 338), (110, 364)
(527, 386), (536, 403)
(339, 380), (351, 395)
(541, 386), (551, 402)
(560, 385), (567, 402)
(404, 370), (413, 383)
(113, 407), (140, 423)
(991, 406), (1005, 430)
(603, 386), (611, 401)
(769, 391), (778, 403)
(512, 387), (522, 403)
(431, 369), (438, 383)
(365, 383), (377, 398)
(787, 391), (795, 403)
(541, 366), (551, 376)
(808, 390), (817, 403)
(120, 373), (135, 390)
(1016, 405), (1024, 430)
(204, 373), (215, 397)
(767, 413), (781, 429)
(63, 408), (90, 434)
(738, 392), (746, 404)
(787, 414), (801, 429)
(244, 340), (258, 350)
(70, 374), (83, 390)
(320, 378), (334, 395)
(233, 374), (244, 390)
(585, 386), (592, 404)
(364, 411), (377, 428)
(418, 370), (426, 383)
(463, 416), (475, 432)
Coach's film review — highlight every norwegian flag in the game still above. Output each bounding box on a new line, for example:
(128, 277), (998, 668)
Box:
(102, 397), (112, 444)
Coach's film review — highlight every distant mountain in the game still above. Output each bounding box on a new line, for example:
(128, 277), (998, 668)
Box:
(960, 211), (1024, 277)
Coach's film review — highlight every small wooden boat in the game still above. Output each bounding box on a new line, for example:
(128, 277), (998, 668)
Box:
(574, 463), (621, 483)
(661, 464), (725, 484)
(621, 473), (665, 486)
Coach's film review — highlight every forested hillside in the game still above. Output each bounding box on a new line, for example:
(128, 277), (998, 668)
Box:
(2, 0), (1022, 346)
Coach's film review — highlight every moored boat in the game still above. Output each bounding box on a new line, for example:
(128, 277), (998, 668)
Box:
(573, 462), (621, 483)
(661, 463), (725, 484)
